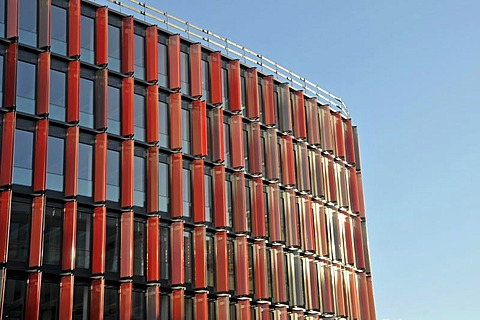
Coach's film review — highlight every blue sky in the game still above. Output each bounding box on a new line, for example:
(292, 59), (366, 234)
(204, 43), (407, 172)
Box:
(136, 0), (479, 318)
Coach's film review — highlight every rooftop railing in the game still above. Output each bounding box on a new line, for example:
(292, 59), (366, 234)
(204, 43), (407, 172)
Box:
(92, 0), (351, 118)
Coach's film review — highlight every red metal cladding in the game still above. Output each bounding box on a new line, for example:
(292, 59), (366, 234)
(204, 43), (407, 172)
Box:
(358, 273), (371, 320)
(318, 205), (329, 257)
(169, 93), (182, 150)
(4, 43), (17, 109)
(146, 285), (160, 319)
(68, 0), (81, 57)
(62, 201), (77, 271)
(122, 16), (134, 74)
(195, 292), (208, 320)
(327, 157), (337, 203)
(272, 245), (286, 303)
(237, 300), (251, 320)
(232, 172), (247, 233)
(357, 173), (366, 219)
(320, 106), (333, 152)
(281, 135), (295, 187)
(25, 272), (42, 320)
(6, 0), (19, 39)
(33, 119), (48, 192)
(246, 68), (259, 119)
(29, 196), (45, 268)
(251, 178), (265, 238)
(311, 150), (324, 199)
(215, 231), (228, 292)
(333, 113), (346, 158)
(171, 221), (184, 285)
(94, 69), (108, 131)
(262, 76), (275, 126)
(349, 272), (360, 320)
(58, 275), (74, 320)
(235, 236), (249, 296)
(146, 216), (159, 281)
(344, 119), (356, 165)
(217, 296), (230, 319)
(194, 226), (206, 289)
(38, 0), (51, 48)
(146, 26), (159, 82)
(267, 184), (282, 243)
(229, 60), (242, 112)
(213, 166), (226, 228)
(211, 108), (225, 163)
(265, 128), (279, 182)
(122, 76), (134, 137)
(94, 133), (107, 203)
(309, 258), (320, 311)
(67, 60), (80, 123)
(92, 206), (107, 275)
(64, 126), (79, 197)
(273, 307), (288, 320)
(230, 114), (244, 169)
(344, 217), (355, 266)
(172, 289), (184, 320)
(121, 140), (134, 208)
(96, 6), (108, 66)
(321, 263), (334, 314)
(298, 143), (310, 192)
(248, 122), (262, 175)
(257, 304), (270, 320)
(120, 211), (134, 278)
(335, 268), (346, 316)
(0, 191), (12, 263)
(302, 197), (314, 252)
(170, 153), (183, 218)
(366, 275), (377, 320)
(119, 282), (133, 320)
(293, 91), (307, 139)
(90, 278), (105, 320)
(168, 34), (181, 91)
(192, 160), (206, 223)
(209, 51), (222, 105)
(192, 100), (207, 157)
(306, 98), (320, 146)
(285, 189), (299, 247)
(190, 43), (203, 98)
(146, 85), (159, 144)
(36, 52), (50, 116)
(278, 84), (292, 133)
(353, 217), (365, 270)
(147, 147), (159, 213)
(254, 241), (267, 299)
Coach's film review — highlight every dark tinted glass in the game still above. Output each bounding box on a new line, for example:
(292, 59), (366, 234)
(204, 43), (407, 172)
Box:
(158, 162), (169, 212)
(185, 296), (194, 320)
(158, 100), (168, 148)
(39, 281), (59, 319)
(132, 290), (146, 320)
(79, 78), (94, 128)
(76, 210), (91, 269)
(78, 143), (93, 196)
(160, 293), (170, 319)
(13, 129), (33, 186)
(50, 69), (67, 121)
(104, 287), (118, 319)
(202, 59), (209, 102)
(134, 93), (145, 141)
(47, 136), (65, 192)
(80, 15), (95, 64)
(180, 51), (189, 95)
(206, 235), (214, 287)
(107, 149), (120, 202)
(225, 178), (232, 227)
(134, 156), (146, 207)
(105, 216), (120, 273)
(134, 34), (145, 79)
(0, 0), (5, 37)
(158, 43), (168, 87)
(8, 201), (31, 263)
(108, 85), (121, 135)
(134, 222), (145, 277)
(108, 25), (121, 72)
(3, 278), (26, 319)
(73, 284), (90, 319)
(0, 55), (4, 104)
(182, 108), (190, 154)
(222, 68), (229, 108)
(19, 0), (37, 46)
(224, 123), (230, 167)
(159, 226), (169, 281)
(51, 5), (67, 55)
(205, 173), (212, 222)
(16, 61), (36, 114)
(184, 231), (193, 284)
(182, 168), (191, 217)
(43, 206), (63, 265)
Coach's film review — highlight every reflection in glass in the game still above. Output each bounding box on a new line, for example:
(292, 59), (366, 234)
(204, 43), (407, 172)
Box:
(47, 136), (64, 192)
(158, 162), (169, 213)
(182, 168), (191, 217)
(19, 0), (37, 46)
(0, 0), (5, 37)
(13, 129), (33, 186)
(80, 78), (94, 128)
(158, 101), (169, 148)
(104, 287), (118, 319)
(158, 43), (168, 87)
(134, 34), (145, 79)
(0, 55), (4, 104)
(78, 143), (93, 197)
(105, 216), (120, 273)
(134, 222), (145, 277)
(202, 59), (209, 102)
(76, 210), (91, 269)
(51, 6), (67, 55)
(132, 290), (146, 320)
(134, 156), (146, 207)
(81, 15), (95, 64)
(134, 93), (145, 141)
(50, 69), (66, 121)
(3, 278), (26, 319)
(108, 86), (121, 135)
(180, 51), (189, 95)
(107, 149), (120, 202)
(39, 282), (59, 319)
(182, 108), (190, 154)
(184, 231), (193, 284)
(73, 284), (90, 319)
(16, 61), (36, 114)
(159, 226), (169, 281)
(8, 201), (31, 263)
(108, 25), (121, 72)
(205, 174), (213, 222)
(43, 206), (63, 265)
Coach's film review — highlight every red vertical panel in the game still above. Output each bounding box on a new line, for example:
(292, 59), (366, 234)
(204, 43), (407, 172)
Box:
(122, 77), (135, 137)
(68, 0), (81, 57)
(171, 221), (184, 285)
(0, 191), (12, 263)
(230, 115), (244, 169)
(318, 205), (329, 257)
(192, 100), (207, 157)
(344, 217), (355, 265)
(5, 0), (19, 39)
(67, 60), (80, 123)
(120, 211), (134, 278)
(193, 160), (205, 223)
(293, 91), (307, 139)
(62, 201), (77, 271)
(96, 6), (108, 66)
(309, 258), (319, 311)
(254, 241), (267, 299)
(90, 278), (105, 320)
(213, 165), (226, 227)
(209, 52), (222, 105)
(358, 273), (371, 320)
(169, 35), (181, 91)
(146, 26), (158, 82)
(95, 69), (108, 131)
(357, 173), (366, 219)
(211, 108), (225, 163)
(170, 153), (183, 219)
(58, 275), (74, 320)
(265, 128), (279, 182)
(94, 133), (107, 203)
(285, 190), (299, 247)
(229, 60), (242, 112)
(29, 197), (44, 268)
(120, 282), (133, 320)
(147, 216), (159, 281)
(4, 43), (17, 109)
(25, 272), (42, 320)
(33, 119), (48, 193)
(233, 172), (247, 233)
(366, 276), (376, 320)
(281, 135), (295, 187)
(190, 43), (202, 98)
(195, 292), (208, 320)
(345, 119), (356, 165)
(303, 197), (314, 252)
(38, 0), (51, 47)
(320, 106), (333, 152)
(353, 217), (365, 270)
(217, 296), (230, 319)
(237, 299), (251, 320)
(349, 272), (360, 320)
(215, 231), (228, 292)
(235, 236), (249, 296)
(246, 68), (259, 119)
(272, 245), (286, 303)
(92, 206), (107, 275)
(336, 268), (346, 316)
(273, 307), (288, 320)
(146, 85), (159, 144)
(121, 140), (134, 208)
(122, 16), (134, 74)
(147, 147), (159, 213)
(169, 93), (182, 150)
(262, 76), (275, 126)
(306, 98), (320, 146)
(172, 289), (184, 320)
(334, 113), (345, 158)
(65, 126), (79, 197)
(321, 263), (334, 314)
(267, 184), (281, 243)
(248, 122), (262, 175)
(327, 157), (337, 203)
(258, 304), (270, 320)
(36, 52), (50, 116)
(194, 227), (206, 289)
(251, 178), (265, 238)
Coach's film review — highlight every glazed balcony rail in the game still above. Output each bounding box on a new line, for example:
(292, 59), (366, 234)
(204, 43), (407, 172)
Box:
(92, 0), (350, 118)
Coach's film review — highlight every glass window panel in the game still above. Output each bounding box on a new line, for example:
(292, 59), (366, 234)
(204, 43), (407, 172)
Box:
(39, 281), (59, 319)
(78, 143), (93, 197)
(134, 222), (145, 277)
(81, 15), (95, 64)
(158, 162), (169, 213)
(50, 69), (66, 121)
(132, 290), (146, 320)
(108, 85), (121, 135)
(205, 173), (212, 223)
(47, 136), (64, 192)
(73, 284), (90, 319)
(228, 240), (235, 291)
(206, 235), (214, 288)
(159, 226), (170, 281)
(107, 149), (120, 202)
(134, 34), (145, 79)
(8, 201), (31, 263)
(184, 231), (193, 284)
(182, 168), (191, 217)
(80, 78), (94, 128)
(51, 5), (67, 55)
(158, 101), (169, 148)
(43, 206), (63, 266)
(0, 55), (4, 104)
(185, 296), (194, 320)
(182, 108), (190, 154)
(105, 216), (120, 273)
(104, 287), (118, 319)
(158, 43), (168, 87)
(160, 293), (170, 319)
(19, 0), (37, 46)
(3, 278), (26, 319)
(76, 210), (91, 269)
(16, 61), (36, 114)
(180, 51), (189, 95)
(222, 68), (229, 108)
(13, 129), (33, 186)
(134, 93), (145, 141)
(225, 179), (232, 228)
(108, 25), (121, 72)
(0, 0), (5, 37)
(224, 123), (230, 167)
(134, 155), (146, 207)
(202, 60), (209, 103)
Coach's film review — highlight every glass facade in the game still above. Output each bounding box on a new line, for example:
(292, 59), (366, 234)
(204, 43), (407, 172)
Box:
(51, 5), (67, 55)
(16, 61), (36, 114)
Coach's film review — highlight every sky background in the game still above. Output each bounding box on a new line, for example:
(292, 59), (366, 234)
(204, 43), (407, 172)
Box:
(112, 0), (479, 318)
